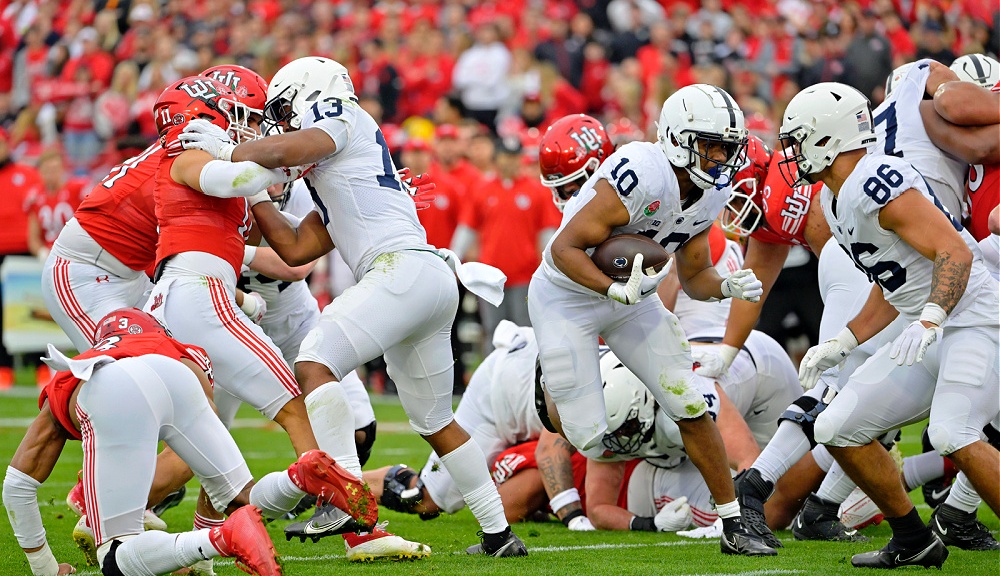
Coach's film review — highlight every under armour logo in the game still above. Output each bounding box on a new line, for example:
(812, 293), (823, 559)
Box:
(95, 275), (110, 283)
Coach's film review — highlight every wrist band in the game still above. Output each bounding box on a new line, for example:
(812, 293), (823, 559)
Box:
(26, 542), (58, 576)
(919, 303), (947, 326)
(629, 516), (656, 532)
(549, 488), (581, 513)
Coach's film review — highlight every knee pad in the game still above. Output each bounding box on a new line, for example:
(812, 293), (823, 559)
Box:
(778, 395), (826, 448)
(355, 421), (377, 467)
(99, 540), (126, 576)
(381, 465), (427, 514)
(927, 424), (957, 456)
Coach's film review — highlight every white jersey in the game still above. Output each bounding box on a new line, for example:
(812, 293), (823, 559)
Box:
(301, 99), (430, 281)
(823, 154), (992, 327)
(674, 237), (743, 338)
(872, 59), (967, 216)
(541, 142), (728, 294)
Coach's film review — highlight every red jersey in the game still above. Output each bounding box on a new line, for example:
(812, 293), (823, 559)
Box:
(39, 332), (212, 441)
(0, 161), (43, 254)
(965, 163), (999, 242)
(439, 159), (483, 198)
(154, 155), (251, 277)
(416, 169), (464, 249)
(25, 179), (88, 249)
(459, 175), (562, 286)
(75, 144), (162, 272)
(750, 151), (822, 250)
(492, 440), (590, 509)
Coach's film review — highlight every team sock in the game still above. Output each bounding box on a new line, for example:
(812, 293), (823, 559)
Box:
(753, 421), (811, 484)
(249, 471), (306, 520)
(943, 472), (981, 514)
(305, 381), (362, 479)
(815, 463), (857, 505)
(439, 439), (508, 534)
(112, 530), (217, 576)
(902, 452), (945, 492)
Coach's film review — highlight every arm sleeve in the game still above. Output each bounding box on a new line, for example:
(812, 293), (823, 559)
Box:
(199, 160), (298, 199)
(3, 466), (47, 548)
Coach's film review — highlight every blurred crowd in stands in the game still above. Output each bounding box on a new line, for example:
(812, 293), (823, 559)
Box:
(0, 0), (996, 387)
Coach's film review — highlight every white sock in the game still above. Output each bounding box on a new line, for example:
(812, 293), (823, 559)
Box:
(438, 439), (508, 533)
(716, 499), (740, 519)
(902, 452), (945, 492)
(305, 382), (362, 479)
(249, 471), (306, 519)
(812, 444), (835, 472)
(815, 462), (857, 504)
(943, 472), (981, 513)
(112, 530), (217, 576)
(753, 421), (811, 484)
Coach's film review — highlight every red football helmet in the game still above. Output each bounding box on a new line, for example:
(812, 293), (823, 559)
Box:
(538, 114), (615, 210)
(721, 135), (772, 237)
(95, 308), (170, 341)
(153, 76), (243, 154)
(606, 117), (645, 147)
(201, 65), (267, 142)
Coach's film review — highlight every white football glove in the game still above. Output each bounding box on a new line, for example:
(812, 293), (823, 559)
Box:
(692, 344), (739, 378)
(178, 119), (236, 161)
(654, 496), (693, 532)
(720, 269), (764, 302)
(606, 253), (674, 305)
(889, 320), (940, 366)
(239, 291), (267, 324)
(798, 327), (859, 390)
(566, 515), (596, 531)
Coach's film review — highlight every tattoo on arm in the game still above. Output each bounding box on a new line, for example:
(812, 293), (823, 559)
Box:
(929, 250), (971, 315)
(538, 436), (580, 518)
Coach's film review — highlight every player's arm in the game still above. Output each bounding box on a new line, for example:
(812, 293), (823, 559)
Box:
(535, 430), (588, 527)
(843, 284), (900, 344)
(920, 101), (1000, 165)
(879, 189), (973, 320)
(713, 384), (760, 471)
(26, 212), (46, 260)
(170, 149), (300, 199)
(675, 228), (762, 302)
(3, 402), (75, 575)
(721, 239), (790, 349)
(245, 245), (317, 281)
(584, 459), (632, 530)
(933, 81), (1000, 126)
(250, 202), (335, 266)
(990, 205), (1000, 235)
(232, 128), (337, 168)
(550, 178), (630, 295)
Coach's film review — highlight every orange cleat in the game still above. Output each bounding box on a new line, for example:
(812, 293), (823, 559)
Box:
(209, 507), (281, 576)
(287, 450), (378, 529)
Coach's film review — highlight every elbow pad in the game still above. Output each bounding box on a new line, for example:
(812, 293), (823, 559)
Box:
(199, 160), (296, 199)
(3, 466), (46, 549)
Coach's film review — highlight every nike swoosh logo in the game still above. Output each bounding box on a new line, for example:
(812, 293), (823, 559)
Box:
(301, 517), (351, 533)
(640, 287), (658, 296)
(752, 409), (766, 416)
(895, 547), (933, 564)
(929, 488), (950, 501)
(934, 516), (948, 536)
(693, 219), (709, 227)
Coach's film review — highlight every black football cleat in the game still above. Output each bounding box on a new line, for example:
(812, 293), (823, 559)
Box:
(792, 494), (869, 542)
(931, 504), (1000, 551)
(851, 534), (948, 569)
(721, 526), (778, 556)
(284, 503), (368, 543)
(282, 494), (317, 520)
(466, 528), (528, 557)
(149, 486), (186, 517)
(734, 468), (782, 548)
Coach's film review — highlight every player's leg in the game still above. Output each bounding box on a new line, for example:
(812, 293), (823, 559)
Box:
(528, 272), (606, 452)
(339, 370), (377, 466)
(41, 255), (102, 350)
(603, 299), (774, 556)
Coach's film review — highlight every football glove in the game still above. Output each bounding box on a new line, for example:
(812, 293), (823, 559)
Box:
(606, 253), (674, 305)
(179, 119), (236, 161)
(693, 345), (740, 378)
(654, 496), (693, 532)
(720, 269), (763, 302)
(239, 291), (267, 324)
(798, 327), (858, 390)
(396, 167), (437, 210)
(889, 320), (940, 366)
(567, 515), (596, 531)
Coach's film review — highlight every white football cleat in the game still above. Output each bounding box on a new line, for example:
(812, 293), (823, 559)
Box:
(839, 486), (884, 530)
(143, 509), (168, 531)
(343, 522), (431, 562)
(72, 515), (98, 567)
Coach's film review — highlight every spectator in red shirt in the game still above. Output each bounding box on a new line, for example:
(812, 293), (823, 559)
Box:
(433, 124), (484, 193)
(450, 138), (561, 352)
(24, 148), (86, 262)
(883, 12), (917, 66)
(60, 28), (115, 91)
(397, 24), (455, 120)
(403, 138), (465, 250)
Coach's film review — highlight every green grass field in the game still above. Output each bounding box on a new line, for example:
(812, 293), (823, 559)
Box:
(0, 387), (996, 576)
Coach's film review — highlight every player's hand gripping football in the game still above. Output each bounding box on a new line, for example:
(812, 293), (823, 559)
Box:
(179, 119), (236, 161)
(396, 167), (437, 210)
(798, 327), (859, 390)
(654, 496), (693, 532)
(606, 253), (674, 305)
(889, 320), (941, 366)
(720, 269), (764, 302)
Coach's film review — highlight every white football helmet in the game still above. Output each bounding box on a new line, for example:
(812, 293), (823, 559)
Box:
(263, 56), (356, 132)
(657, 84), (748, 190)
(777, 82), (876, 187)
(950, 54), (1000, 88)
(600, 352), (656, 455)
(884, 62), (914, 97)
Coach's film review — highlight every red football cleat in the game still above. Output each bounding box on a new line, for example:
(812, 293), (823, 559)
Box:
(67, 471), (85, 516)
(287, 450), (378, 529)
(209, 506), (281, 576)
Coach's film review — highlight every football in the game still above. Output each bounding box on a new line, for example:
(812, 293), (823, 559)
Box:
(591, 234), (670, 282)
